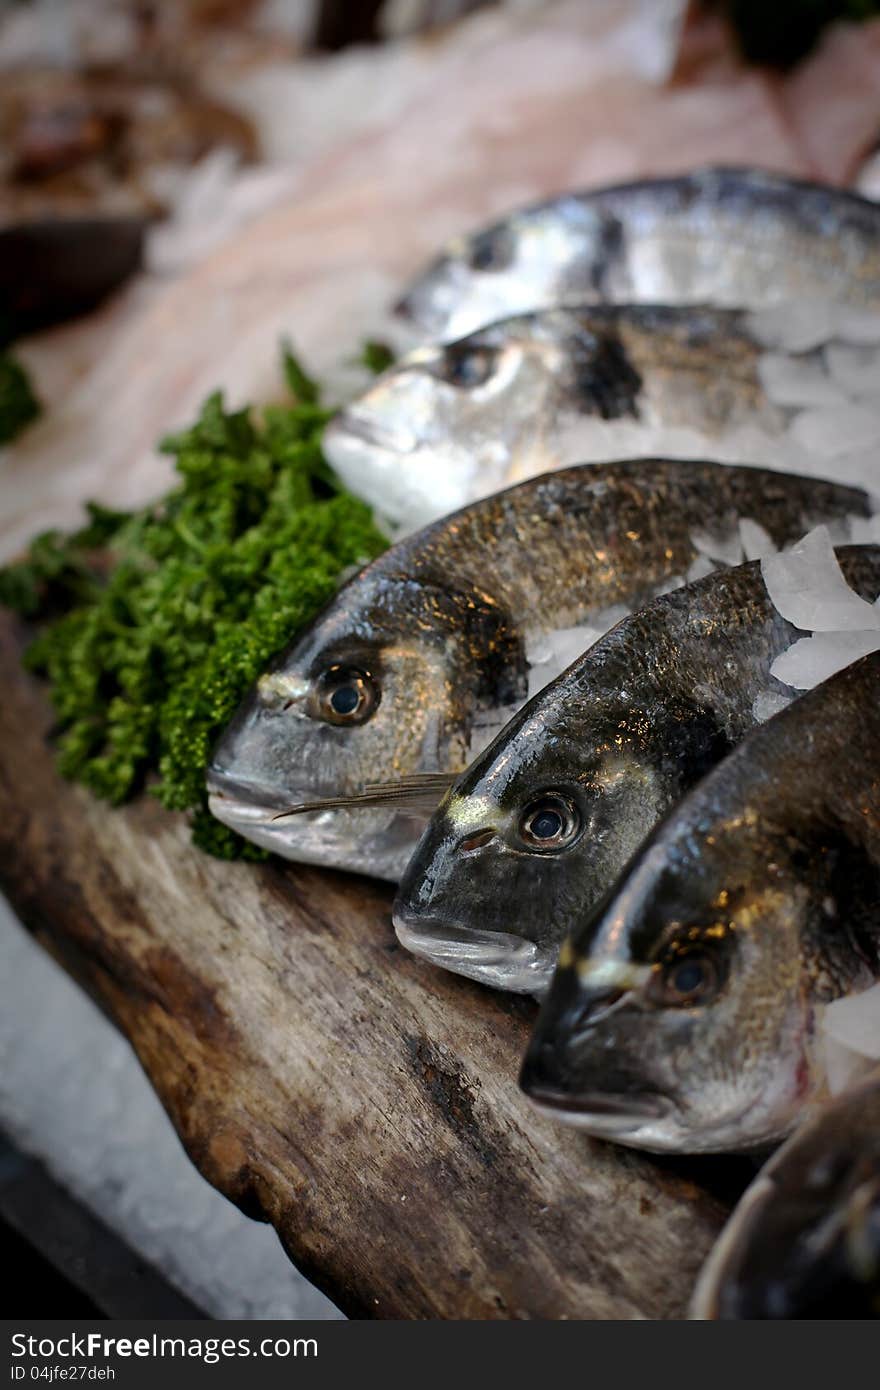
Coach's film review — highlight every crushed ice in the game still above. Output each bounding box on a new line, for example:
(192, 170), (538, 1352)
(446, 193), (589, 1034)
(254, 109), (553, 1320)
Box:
(760, 524), (880, 691)
(525, 614), (628, 699)
(823, 983), (880, 1096)
(761, 525), (880, 633)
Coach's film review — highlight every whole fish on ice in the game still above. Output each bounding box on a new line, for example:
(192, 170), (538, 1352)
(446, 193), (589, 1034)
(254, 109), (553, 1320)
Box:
(520, 653), (880, 1153)
(398, 168), (880, 342)
(207, 460), (872, 880)
(692, 1065), (880, 1318)
(394, 546), (880, 994)
(325, 302), (880, 530)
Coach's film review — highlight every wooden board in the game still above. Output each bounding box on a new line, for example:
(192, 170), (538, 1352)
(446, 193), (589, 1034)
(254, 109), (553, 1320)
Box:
(0, 612), (742, 1319)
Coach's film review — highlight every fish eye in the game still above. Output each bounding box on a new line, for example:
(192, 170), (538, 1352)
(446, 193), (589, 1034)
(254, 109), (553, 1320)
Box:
(651, 949), (720, 1008)
(312, 665), (380, 727)
(467, 225), (514, 271)
(440, 344), (498, 389)
(518, 793), (581, 852)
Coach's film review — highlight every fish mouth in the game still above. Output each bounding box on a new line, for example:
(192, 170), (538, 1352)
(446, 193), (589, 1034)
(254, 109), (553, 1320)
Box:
(522, 1085), (667, 1122)
(325, 410), (417, 455)
(393, 909), (552, 993)
(207, 769), (318, 829)
(519, 1037), (668, 1123)
(522, 1079), (671, 1139)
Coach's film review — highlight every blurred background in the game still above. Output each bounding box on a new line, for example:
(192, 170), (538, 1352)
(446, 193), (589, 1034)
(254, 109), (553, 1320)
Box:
(2, 0), (880, 1319)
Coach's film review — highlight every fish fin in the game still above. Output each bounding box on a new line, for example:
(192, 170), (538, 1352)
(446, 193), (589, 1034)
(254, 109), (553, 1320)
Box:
(270, 772), (456, 821)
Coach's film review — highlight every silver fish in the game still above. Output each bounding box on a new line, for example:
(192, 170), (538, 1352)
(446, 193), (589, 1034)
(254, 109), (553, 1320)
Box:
(207, 460), (872, 880)
(324, 302), (880, 530)
(520, 652), (880, 1153)
(393, 546), (880, 994)
(692, 1066), (880, 1318)
(397, 167), (880, 341)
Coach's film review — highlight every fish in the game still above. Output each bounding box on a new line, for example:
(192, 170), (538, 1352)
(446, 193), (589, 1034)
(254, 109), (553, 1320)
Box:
(393, 546), (880, 994)
(691, 1065), (880, 1318)
(397, 168), (880, 342)
(325, 297), (880, 535)
(206, 459), (874, 880)
(520, 651), (880, 1154)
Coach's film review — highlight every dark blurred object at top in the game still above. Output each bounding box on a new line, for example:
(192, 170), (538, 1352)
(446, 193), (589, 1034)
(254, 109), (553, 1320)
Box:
(0, 2), (261, 335)
(706, 0), (880, 68)
(312, 0), (495, 50)
(0, 66), (257, 225)
(0, 217), (149, 340)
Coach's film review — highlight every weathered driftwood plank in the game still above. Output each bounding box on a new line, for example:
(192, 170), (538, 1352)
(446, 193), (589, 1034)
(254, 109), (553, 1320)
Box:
(0, 613), (734, 1318)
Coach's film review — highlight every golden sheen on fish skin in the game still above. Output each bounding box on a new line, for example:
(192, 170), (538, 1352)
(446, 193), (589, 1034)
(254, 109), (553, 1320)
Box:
(394, 547), (880, 994)
(521, 653), (880, 1154)
(207, 461), (873, 881)
(398, 168), (880, 341)
(692, 1066), (880, 1319)
(324, 303), (797, 528)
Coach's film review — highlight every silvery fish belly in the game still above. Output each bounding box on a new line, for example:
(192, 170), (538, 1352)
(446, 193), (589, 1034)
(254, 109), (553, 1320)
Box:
(691, 1066), (880, 1319)
(520, 653), (880, 1154)
(393, 546), (880, 994)
(397, 167), (880, 342)
(324, 302), (880, 531)
(206, 460), (873, 881)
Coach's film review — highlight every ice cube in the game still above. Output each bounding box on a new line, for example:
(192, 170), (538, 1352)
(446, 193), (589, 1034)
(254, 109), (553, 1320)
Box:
(761, 525), (880, 632)
(525, 618), (625, 699)
(749, 301), (841, 353)
(791, 403), (880, 457)
(691, 527), (743, 566)
(823, 984), (880, 1094)
(824, 343), (880, 401)
(848, 513), (880, 544)
(757, 352), (846, 409)
(750, 302), (880, 353)
(751, 689), (792, 723)
(739, 518), (776, 561)
(770, 629), (880, 688)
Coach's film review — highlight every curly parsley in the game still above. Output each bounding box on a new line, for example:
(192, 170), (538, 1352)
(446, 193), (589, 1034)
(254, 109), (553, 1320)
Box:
(0, 347), (388, 857)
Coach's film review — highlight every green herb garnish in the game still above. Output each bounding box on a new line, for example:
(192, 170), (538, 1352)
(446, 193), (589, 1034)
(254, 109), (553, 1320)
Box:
(0, 351), (40, 444)
(360, 340), (396, 375)
(0, 349), (388, 858)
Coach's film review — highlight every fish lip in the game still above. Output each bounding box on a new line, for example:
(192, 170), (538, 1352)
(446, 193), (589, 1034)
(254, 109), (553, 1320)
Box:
(206, 769), (302, 816)
(326, 409), (415, 455)
(207, 792), (284, 828)
(393, 910), (539, 964)
(521, 1078), (668, 1122)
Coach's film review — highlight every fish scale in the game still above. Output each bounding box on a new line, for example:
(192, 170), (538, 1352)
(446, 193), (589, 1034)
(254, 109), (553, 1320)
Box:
(398, 169), (880, 342)
(207, 461), (874, 882)
(521, 652), (880, 1154)
(324, 299), (880, 533)
(393, 546), (880, 994)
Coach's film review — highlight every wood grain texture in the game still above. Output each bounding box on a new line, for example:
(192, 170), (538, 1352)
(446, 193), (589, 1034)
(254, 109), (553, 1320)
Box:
(0, 613), (735, 1318)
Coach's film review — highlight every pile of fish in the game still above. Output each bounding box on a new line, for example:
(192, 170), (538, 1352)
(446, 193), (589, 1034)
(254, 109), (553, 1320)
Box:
(208, 169), (880, 1318)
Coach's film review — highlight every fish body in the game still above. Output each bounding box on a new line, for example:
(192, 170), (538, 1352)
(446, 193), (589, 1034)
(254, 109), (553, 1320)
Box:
(324, 302), (880, 531)
(692, 1066), (880, 1318)
(398, 168), (880, 341)
(394, 547), (880, 994)
(207, 460), (872, 880)
(520, 653), (880, 1153)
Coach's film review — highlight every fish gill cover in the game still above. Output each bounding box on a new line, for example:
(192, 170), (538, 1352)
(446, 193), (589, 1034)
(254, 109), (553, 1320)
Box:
(0, 346), (389, 859)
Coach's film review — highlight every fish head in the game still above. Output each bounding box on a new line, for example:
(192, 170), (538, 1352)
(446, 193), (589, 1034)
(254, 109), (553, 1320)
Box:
(395, 201), (613, 341)
(207, 569), (524, 877)
(520, 817), (832, 1153)
(394, 676), (732, 995)
(323, 327), (565, 524)
(692, 1074), (880, 1318)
